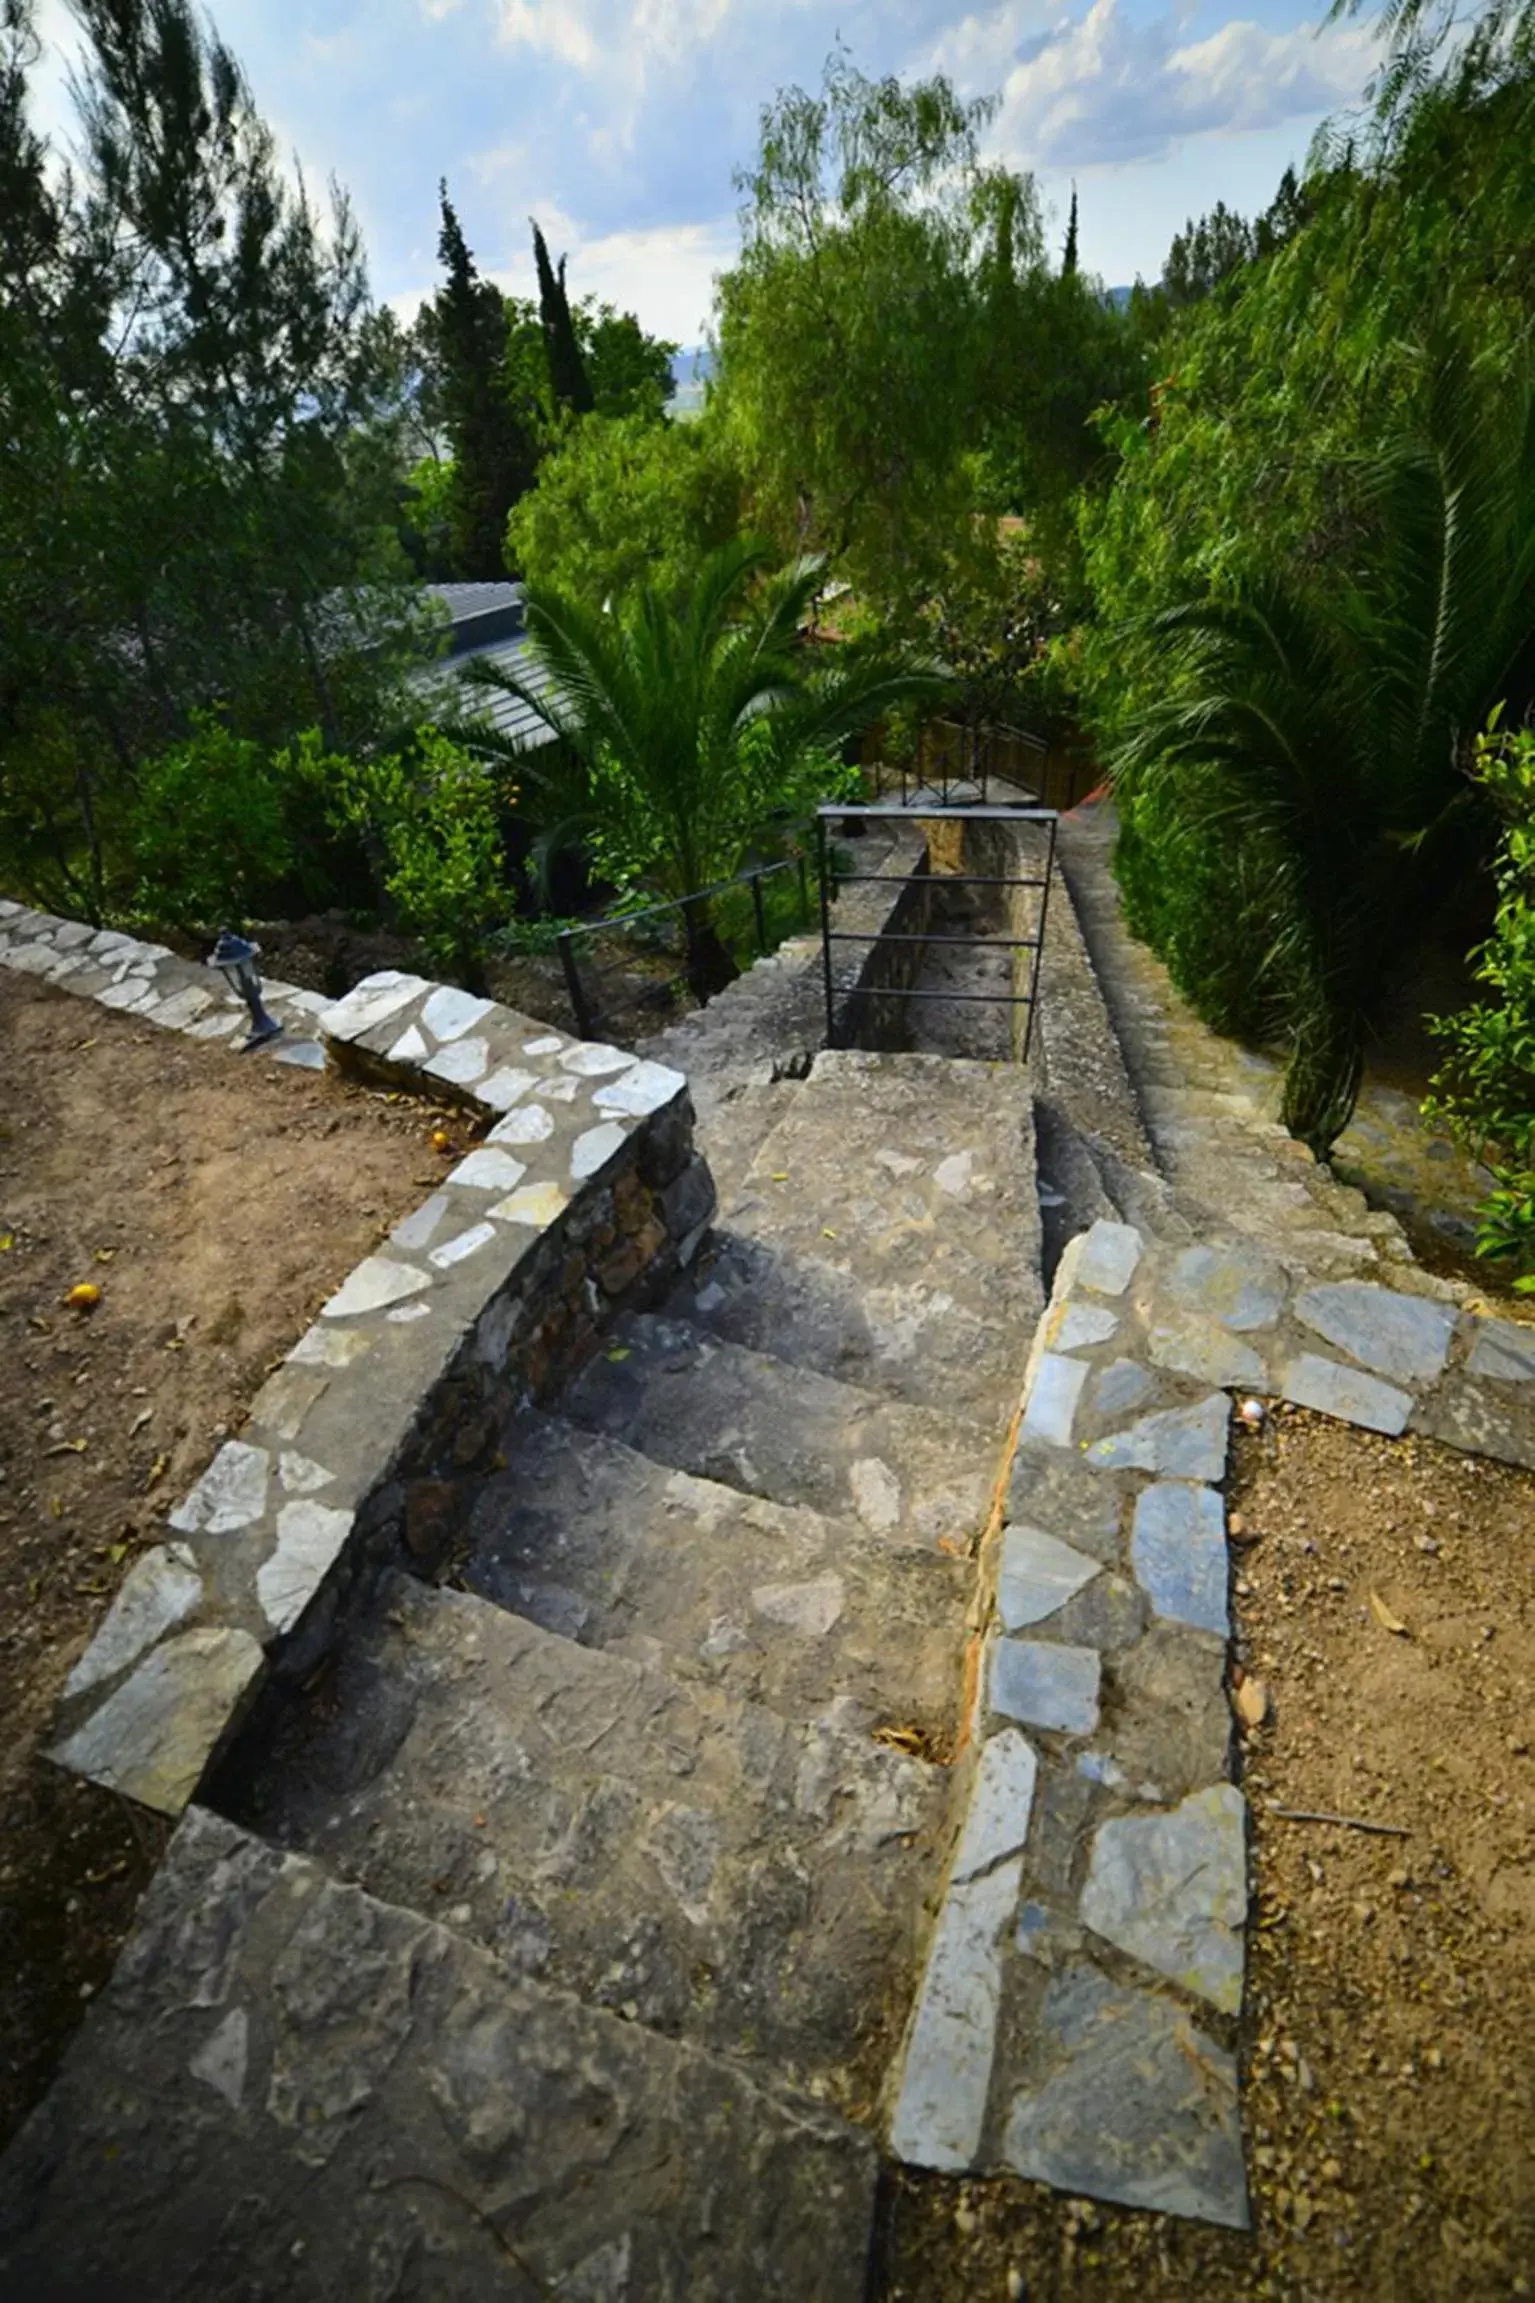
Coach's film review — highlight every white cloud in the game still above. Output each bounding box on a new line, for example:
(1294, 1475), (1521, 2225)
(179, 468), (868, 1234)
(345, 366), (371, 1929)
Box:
(923, 0), (1378, 169)
(391, 213), (736, 345)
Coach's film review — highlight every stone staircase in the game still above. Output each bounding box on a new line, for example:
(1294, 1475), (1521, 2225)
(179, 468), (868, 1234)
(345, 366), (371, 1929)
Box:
(1, 1044), (1041, 2296)
(1040, 801), (1464, 1302)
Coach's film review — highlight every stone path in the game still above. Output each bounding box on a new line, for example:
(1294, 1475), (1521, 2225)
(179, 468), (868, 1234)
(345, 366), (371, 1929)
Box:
(889, 804), (1535, 2234)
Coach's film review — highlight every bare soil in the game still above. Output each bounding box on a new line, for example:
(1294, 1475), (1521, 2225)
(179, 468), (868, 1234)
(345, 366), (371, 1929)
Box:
(0, 973), (476, 2148)
(874, 1408), (1535, 2302)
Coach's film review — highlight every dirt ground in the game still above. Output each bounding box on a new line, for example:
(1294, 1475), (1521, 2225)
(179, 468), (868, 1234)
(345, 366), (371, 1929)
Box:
(0, 973), (476, 2149)
(875, 1408), (1535, 2302)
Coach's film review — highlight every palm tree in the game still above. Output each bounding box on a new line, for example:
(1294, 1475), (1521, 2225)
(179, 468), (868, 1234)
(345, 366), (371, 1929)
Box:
(1113, 347), (1535, 1155)
(455, 535), (950, 991)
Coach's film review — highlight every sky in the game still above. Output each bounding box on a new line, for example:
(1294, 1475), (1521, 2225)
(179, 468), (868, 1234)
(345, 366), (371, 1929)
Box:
(30, 0), (1383, 348)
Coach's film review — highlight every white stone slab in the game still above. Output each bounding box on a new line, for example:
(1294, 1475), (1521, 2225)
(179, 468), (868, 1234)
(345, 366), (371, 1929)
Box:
(1073, 1220), (1143, 1296)
(999, 1525), (1099, 1631)
(447, 1147), (527, 1194)
(386, 1024), (429, 1063)
(523, 1035), (564, 1055)
(1019, 1353), (1089, 1448)
(952, 1729), (1039, 1882)
(559, 1041), (636, 1077)
(63, 1545), (204, 1700)
(320, 1256), (431, 1319)
(889, 1858), (1023, 2171)
(317, 972), (430, 1042)
(428, 1220), (497, 1269)
(390, 1193), (451, 1251)
(479, 1067), (540, 1113)
(420, 985), (493, 1042)
(1468, 1317), (1535, 1382)
(256, 1502), (356, 1634)
(278, 1451), (334, 1495)
(491, 1181), (570, 1228)
(489, 1102), (555, 1146)
(287, 1325), (374, 1368)
(571, 1121), (629, 1180)
(988, 1638), (1100, 1734)
(424, 1037), (490, 1086)
(592, 1060), (687, 1118)
(168, 1442), (270, 1536)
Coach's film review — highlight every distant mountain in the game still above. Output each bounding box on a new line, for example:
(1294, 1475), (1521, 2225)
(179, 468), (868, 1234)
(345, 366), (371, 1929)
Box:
(1105, 285), (1134, 310)
(669, 345), (714, 420)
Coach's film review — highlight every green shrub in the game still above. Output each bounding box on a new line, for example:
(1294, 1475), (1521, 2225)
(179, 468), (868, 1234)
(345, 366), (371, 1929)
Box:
(1427, 714), (1535, 1284)
(128, 714), (307, 929)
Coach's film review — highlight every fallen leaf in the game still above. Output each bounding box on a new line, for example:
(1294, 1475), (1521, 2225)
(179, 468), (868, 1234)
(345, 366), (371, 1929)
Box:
(770, 1172), (789, 1182)
(1369, 1589), (1412, 1637)
(822, 1227), (838, 1239)
(1234, 1677), (1270, 1728)
(0, 1231), (13, 1251)
(144, 1453), (169, 1489)
(606, 1347), (630, 1361)
(107, 1542), (128, 1564)
(93, 1248), (116, 1264)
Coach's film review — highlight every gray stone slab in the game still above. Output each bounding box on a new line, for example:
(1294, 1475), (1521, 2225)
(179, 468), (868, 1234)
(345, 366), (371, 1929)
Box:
(1002, 1964), (1248, 2228)
(1019, 1352), (1089, 1449)
(1130, 1482), (1228, 1637)
(988, 1638), (1100, 1735)
(0, 1809), (880, 2301)
(47, 1628), (264, 1813)
(1080, 1785), (1247, 2012)
(1145, 1312), (1265, 1389)
(1293, 1281), (1455, 1382)
(999, 1525), (1099, 1631)
(167, 1441), (270, 1536)
(1281, 1351), (1412, 1435)
(1108, 1625), (1231, 1799)
(1164, 1240), (1285, 1331)
(952, 1729), (1039, 1882)
(62, 1544), (204, 1701)
(1467, 1317), (1535, 1382)
(1087, 1393), (1230, 1481)
(1070, 1220), (1143, 1296)
(889, 1857), (1022, 2170)
(1091, 1358), (1154, 1417)
(1049, 1301), (1120, 1351)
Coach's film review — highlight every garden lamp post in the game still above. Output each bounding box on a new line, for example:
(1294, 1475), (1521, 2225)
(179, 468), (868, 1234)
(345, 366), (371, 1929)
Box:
(208, 929), (283, 1050)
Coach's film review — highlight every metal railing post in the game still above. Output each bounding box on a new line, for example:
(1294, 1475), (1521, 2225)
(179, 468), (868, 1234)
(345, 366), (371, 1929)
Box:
(816, 814), (837, 1049)
(1022, 816), (1056, 1063)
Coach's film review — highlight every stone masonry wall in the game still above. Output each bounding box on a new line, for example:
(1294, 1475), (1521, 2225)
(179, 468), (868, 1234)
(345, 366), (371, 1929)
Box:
(0, 923), (711, 1821)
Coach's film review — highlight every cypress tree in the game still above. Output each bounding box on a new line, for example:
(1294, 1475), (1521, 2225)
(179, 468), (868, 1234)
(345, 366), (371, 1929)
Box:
(435, 184), (538, 577)
(1063, 184), (1079, 276)
(531, 218), (595, 417)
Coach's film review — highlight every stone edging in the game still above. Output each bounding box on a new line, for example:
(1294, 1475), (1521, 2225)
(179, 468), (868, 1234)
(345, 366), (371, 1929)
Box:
(3, 905), (711, 1819)
(890, 1213), (1535, 2227)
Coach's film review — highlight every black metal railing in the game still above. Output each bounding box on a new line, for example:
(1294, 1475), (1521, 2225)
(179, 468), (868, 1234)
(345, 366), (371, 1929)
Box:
(815, 801), (1057, 1061)
(869, 718), (1050, 808)
(556, 846), (813, 1042)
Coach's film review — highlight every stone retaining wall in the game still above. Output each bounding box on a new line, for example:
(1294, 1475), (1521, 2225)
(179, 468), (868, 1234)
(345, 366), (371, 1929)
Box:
(0, 913), (709, 1819)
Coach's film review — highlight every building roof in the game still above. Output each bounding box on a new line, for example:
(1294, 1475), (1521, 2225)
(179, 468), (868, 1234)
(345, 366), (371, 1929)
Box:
(420, 582), (562, 754)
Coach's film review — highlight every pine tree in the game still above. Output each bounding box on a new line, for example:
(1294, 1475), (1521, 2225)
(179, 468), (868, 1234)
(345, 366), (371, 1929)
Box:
(531, 218), (595, 418)
(1063, 183), (1079, 277)
(435, 184), (538, 577)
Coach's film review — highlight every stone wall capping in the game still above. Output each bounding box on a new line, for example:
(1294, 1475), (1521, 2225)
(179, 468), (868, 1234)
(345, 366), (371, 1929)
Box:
(3, 913), (708, 1820)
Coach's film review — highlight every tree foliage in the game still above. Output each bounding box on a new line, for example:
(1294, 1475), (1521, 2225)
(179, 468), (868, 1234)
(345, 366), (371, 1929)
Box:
(531, 218), (595, 417)
(433, 185), (539, 578)
(0, 0), (426, 915)
(505, 411), (741, 606)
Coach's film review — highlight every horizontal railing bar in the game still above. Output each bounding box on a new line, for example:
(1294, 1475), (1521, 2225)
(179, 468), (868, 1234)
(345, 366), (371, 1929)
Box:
(823, 931), (1042, 950)
(832, 872), (1052, 892)
(563, 852), (805, 940)
(818, 802), (1058, 824)
(848, 987), (1036, 1007)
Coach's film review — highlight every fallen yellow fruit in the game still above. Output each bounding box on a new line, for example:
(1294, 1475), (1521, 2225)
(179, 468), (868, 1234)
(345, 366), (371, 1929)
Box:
(65, 1282), (101, 1310)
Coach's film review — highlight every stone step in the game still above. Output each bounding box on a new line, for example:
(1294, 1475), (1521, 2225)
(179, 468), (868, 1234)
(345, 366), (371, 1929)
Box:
(560, 1309), (998, 1550)
(674, 1050), (1041, 1419)
(230, 1574), (946, 2095)
(691, 1074), (802, 1208)
(0, 1806), (878, 2301)
(457, 1409), (970, 1733)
